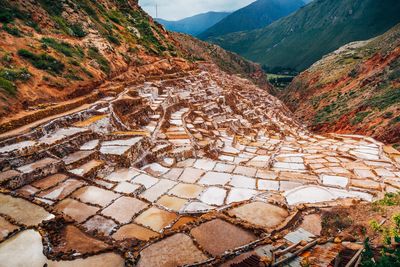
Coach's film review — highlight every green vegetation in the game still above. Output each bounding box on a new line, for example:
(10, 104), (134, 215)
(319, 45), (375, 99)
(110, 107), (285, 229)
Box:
(390, 116), (400, 125)
(0, 67), (31, 96)
(41, 38), (84, 58)
(365, 89), (400, 111)
(208, 0), (400, 71)
(0, 68), (31, 82)
(199, 0), (304, 39)
(373, 192), (400, 207)
(17, 49), (64, 74)
(38, 0), (64, 16)
(363, 214), (400, 266)
(0, 0), (40, 32)
(2, 24), (22, 37)
(88, 47), (110, 74)
(69, 23), (87, 37)
(267, 73), (294, 89)
(351, 111), (371, 125)
(0, 77), (16, 95)
(106, 34), (121, 45)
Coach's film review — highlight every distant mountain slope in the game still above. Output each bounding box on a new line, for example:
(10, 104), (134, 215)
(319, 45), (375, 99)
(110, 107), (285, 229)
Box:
(199, 0), (304, 39)
(210, 0), (400, 72)
(282, 23), (400, 145)
(171, 32), (272, 91)
(156, 11), (230, 36)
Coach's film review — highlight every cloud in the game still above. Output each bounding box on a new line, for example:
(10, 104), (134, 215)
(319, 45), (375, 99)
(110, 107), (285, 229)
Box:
(138, 0), (256, 20)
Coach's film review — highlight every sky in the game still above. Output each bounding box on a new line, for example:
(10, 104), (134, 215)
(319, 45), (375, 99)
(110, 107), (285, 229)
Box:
(138, 0), (257, 21)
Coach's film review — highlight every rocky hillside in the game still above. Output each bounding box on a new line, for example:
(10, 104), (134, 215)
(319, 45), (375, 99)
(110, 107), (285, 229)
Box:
(0, 0), (189, 118)
(0, 0), (269, 132)
(198, 0), (304, 40)
(156, 11), (230, 36)
(209, 0), (400, 72)
(282, 23), (400, 146)
(171, 32), (272, 91)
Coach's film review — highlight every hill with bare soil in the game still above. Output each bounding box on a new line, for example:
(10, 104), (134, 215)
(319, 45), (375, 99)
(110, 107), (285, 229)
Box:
(282, 24), (400, 147)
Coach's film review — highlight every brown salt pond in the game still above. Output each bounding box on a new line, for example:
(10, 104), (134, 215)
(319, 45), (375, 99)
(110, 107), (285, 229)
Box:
(54, 198), (99, 223)
(228, 201), (289, 229)
(134, 207), (177, 232)
(112, 223), (159, 241)
(50, 225), (109, 254)
(156, 195), (188, 211)
(101, 196), (148, 224)
(0, 194), (54, 226)
(190, 219), (257, 256)
(137, 233), (208, 267)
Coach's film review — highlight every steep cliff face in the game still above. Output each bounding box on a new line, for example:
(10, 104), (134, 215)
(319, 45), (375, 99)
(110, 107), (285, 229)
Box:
(0, 0), (189, 118)
(282, 24), (400, 146)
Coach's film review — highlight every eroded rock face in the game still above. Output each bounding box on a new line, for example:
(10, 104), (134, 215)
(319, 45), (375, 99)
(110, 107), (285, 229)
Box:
(0, 63), (399, 265)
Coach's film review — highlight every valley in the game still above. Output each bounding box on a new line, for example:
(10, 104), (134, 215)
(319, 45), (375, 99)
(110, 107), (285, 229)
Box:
(0, 0), (399, 266)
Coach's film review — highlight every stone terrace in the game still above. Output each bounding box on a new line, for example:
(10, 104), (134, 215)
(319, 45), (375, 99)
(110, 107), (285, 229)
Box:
(0, 63), (399, 266)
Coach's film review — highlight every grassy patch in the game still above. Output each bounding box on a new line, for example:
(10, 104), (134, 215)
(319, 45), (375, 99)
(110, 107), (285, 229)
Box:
(351, 111), (371, 125)
(88, 47), (110, 74)
(373, 192), (400, 207)
(366, 89), (400, 111)
(106, 34), (121, 45)
(18, 49), (64, 74)
(0, 77), (16, 95)
(0, 68), (31, 81)
(69, 23), (87, 37)
(390, 116), (400, 125)
(38, 0), (64, 16)
(41, 38), (84, 58)
(2, 24), (22, 37)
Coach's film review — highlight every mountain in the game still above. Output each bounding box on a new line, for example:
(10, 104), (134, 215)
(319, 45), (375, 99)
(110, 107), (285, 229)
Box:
(282, 23), (400, 145)
(198, 0), (305, 39)
(156, 11), (230, 36)
(209, 0), (400, 72)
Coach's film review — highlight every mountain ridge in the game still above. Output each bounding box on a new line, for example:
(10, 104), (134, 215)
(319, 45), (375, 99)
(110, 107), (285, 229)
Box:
(199, 0), (305, 39)
(208, 0), (400, 72)
(156, 11), (231, 36)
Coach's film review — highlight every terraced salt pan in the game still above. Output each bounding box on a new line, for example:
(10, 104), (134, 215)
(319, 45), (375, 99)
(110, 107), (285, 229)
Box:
(284, 185), (373, 206)
(80, 139), (99, 150)
(39, 127), (87, 145)
(140, 179), (177, 202)
(0, 140), (36, 154)
(321, 174), (349, 188)
(199, 187), (227, 206)
(0, 194), (54, 226)
(132, 174), (159, 189)
(0, 230), (47, 267)
(113, 182), (142, 194)
(229, 175), (256, 189)
(226, 188), (258, 204)
(199, 171), (232, 186)
(104, 168), (140, 182)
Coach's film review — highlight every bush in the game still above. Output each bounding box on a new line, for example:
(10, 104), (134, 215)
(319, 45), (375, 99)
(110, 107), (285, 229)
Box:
(351, 111), (371, 125)
(0, 77), (16, 95)
(18, 49), (64, 74)
(0, 9), (14, 23)
(88, 47), (110, 74)
(0, 68), (31, 81)
(106, 34), (121, 45)
(70, 23), (87, 38)
(38, 0), (64, 16)
(2, 24), (21, 37)
(41, 38), (84, 58)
